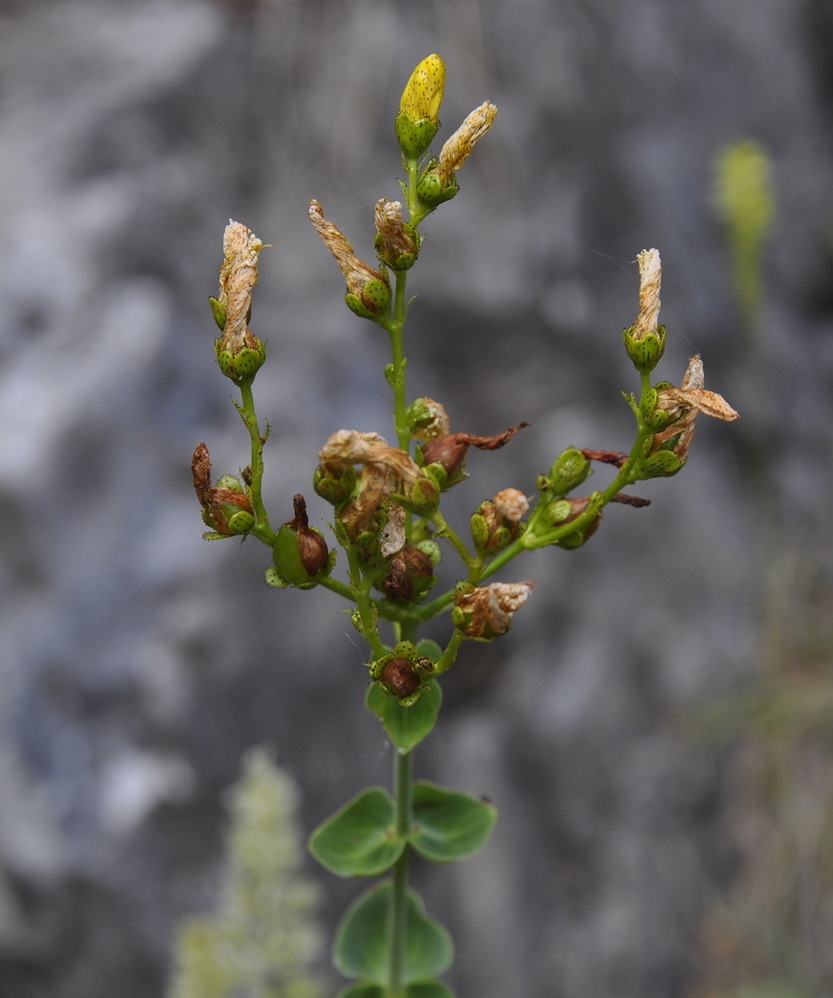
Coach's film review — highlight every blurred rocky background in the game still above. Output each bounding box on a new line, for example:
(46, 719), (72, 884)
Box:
(1, 0), (832, 996)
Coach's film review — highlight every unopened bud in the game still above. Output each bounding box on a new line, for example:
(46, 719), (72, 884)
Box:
(395, 54), (445, 159)
(546, 448), (591, 496)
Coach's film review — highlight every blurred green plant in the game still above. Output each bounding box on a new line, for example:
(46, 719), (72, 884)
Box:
(713, 140), (775, 331)
(168, 749), (323, 998)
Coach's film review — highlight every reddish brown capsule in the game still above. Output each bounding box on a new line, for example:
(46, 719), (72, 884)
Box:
(380, 545), (434, 601)
(380, 657), (421, 699)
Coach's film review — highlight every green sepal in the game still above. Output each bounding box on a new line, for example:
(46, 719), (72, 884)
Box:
(214, 337), (267, 386)
(308, 788), (403, 877)
(623, 323), (667, 373)
(345, 278), (391, 320)
(395, 113), (439, 159)
(264, 566), (290, 588)
(416, 169), (459, 209)
(470, 513), (490, 553)
(333, 881), (453, 985)
(208, 295), (226, 331)
(547, 447), (591, 496)
(226, 509), (254, 535)
(366, 679), (442, 752)
(411, 781), (497, 863)
(639, 449), (685, 478)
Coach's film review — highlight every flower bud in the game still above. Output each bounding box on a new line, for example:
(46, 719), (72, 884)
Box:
(623, 248), (667, 374)
(546, 448), (591, 496)
(272, 495), (331, 588)
(395, 54), (445, 159)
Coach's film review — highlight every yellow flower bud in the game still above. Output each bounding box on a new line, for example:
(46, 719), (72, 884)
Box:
(395, 54), (446, 160)
(399, 53), (445, 123)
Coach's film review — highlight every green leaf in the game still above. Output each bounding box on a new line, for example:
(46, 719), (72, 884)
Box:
(308, 788), (404, 876)
(336, 986), (385, 998)
(417, 639), (443, 663)
(316, 979), (457, 998)
(410, 781), (497, 863)
(405, 984), (456, 998)
(334, 881), (453, 985)
(365, 679), (442, 752)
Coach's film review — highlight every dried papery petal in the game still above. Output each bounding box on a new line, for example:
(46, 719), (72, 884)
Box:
(492, 488), (529, 525)
(436, 101), (498, 185)
(318, 430), (423, 540)
(581, 449), (629, 469)
(454, 581), (535, 640)
(308, 200), (387, 297)
(374, 198), (418, 267)
(651, 355), (739, 460)
(217, 220), (266, 354)
(421, 423), (528, 478)
(379, 504), (406, 558)
(633, 248), (662, 341)
(191, 442), (214, 507)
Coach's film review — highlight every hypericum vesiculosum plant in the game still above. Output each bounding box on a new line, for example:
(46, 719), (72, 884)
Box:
(192, 54), (740, 998)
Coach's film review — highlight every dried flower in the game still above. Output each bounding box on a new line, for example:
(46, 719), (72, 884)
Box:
(191, 442), (254, 536)
(374, 198), (419, 270)
(421, 423), (528, 482)
(308, 200), (390, 318)
(435, 102), (498, 186)
(623, 248), (667, 373)
(215, 221), (266, 351)
(318, 430), (422, 539)
(453, 582), (536, 640)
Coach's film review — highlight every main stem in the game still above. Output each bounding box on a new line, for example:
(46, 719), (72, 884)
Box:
(388, 748), (413, 997)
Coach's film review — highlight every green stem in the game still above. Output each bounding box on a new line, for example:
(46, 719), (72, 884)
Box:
(385, 270), (410, 452)
(346, 545), (387, 658)
(237, 382), (274, 543)
(388, 748), (413, 997)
